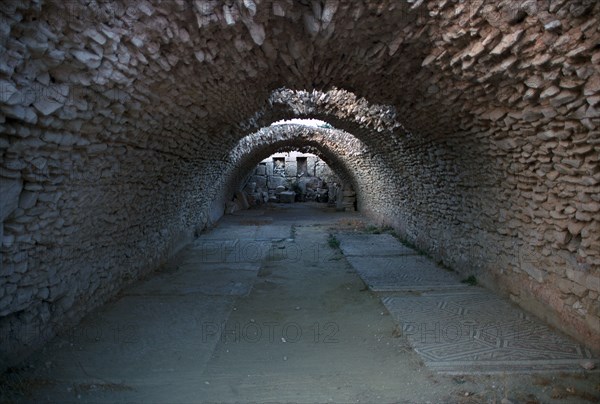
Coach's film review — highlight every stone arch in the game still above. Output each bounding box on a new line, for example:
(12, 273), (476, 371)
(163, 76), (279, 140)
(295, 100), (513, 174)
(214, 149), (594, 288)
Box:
(207, 124), (399, 222)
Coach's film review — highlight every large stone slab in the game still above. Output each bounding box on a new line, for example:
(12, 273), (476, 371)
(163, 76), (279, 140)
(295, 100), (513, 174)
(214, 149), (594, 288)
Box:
(382, 290), (597, 374)
(197, 224), (291, 242)
(336, 233), (417, 256)
(254, 224), (292, 240)
(346, 255), (466, 291)
(267, 175), (288, 189)
(188, 239), (273, 264)
(279, 191), (295, 203)
(11, 293), (236, 404)
(126, 261), (260, 297)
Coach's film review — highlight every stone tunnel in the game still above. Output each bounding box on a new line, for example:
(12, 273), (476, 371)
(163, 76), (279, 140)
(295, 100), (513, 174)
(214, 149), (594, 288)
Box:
(0, 0), (599, 396)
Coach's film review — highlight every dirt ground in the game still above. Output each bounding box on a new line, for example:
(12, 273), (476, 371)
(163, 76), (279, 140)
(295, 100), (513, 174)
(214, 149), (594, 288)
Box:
(1, 203), (598, 403)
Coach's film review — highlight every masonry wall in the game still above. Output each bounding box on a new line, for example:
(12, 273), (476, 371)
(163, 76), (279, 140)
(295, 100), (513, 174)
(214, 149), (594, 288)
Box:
(248, 151), (338, 202)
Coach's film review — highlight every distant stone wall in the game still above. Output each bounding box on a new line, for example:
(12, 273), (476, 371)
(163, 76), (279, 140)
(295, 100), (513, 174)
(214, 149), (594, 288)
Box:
(1, 0), (599, 368)
(246, 151), (338, 203)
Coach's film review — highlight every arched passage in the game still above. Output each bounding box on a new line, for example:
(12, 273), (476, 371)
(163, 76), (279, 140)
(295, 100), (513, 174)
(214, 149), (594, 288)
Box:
(1, 0), (598, 369)
(210, 123), (399, 223)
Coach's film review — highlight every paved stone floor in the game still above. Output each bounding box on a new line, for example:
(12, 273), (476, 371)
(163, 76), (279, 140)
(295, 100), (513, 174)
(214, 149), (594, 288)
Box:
(336, 234), (597, 374)
(1, 204), (599, 403)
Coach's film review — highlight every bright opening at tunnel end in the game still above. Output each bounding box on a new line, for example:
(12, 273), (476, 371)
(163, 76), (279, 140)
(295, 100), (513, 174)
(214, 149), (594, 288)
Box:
(272, 118), (334, 129)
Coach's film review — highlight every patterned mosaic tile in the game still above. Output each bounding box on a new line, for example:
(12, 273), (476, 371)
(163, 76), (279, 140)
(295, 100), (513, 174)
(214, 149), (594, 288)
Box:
(382, 290), (596, 373)
(336, 234), (418, 256)
(338, 233), (598, 374)
(346, 255), (467, 291)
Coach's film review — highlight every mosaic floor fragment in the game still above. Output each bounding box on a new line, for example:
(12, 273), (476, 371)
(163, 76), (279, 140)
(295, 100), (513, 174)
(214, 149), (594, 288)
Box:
(338, 233), (597, 374)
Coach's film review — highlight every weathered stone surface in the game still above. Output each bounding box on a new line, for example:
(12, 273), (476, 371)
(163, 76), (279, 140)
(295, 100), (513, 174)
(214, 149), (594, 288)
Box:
(18, 191), (38, 210)
(544, 20), (562, 32)
(235, 191), (249, 210)
(255, 165), (266, 176)
(71, 50), (102, 68)
(0, 79), (19, 104)
(490, 30), (524, 55)
(279, 191), (295, 203)
(0, 178), (23, 221)
(32, 98), (63, 116)
(268, 175), (288, 190)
